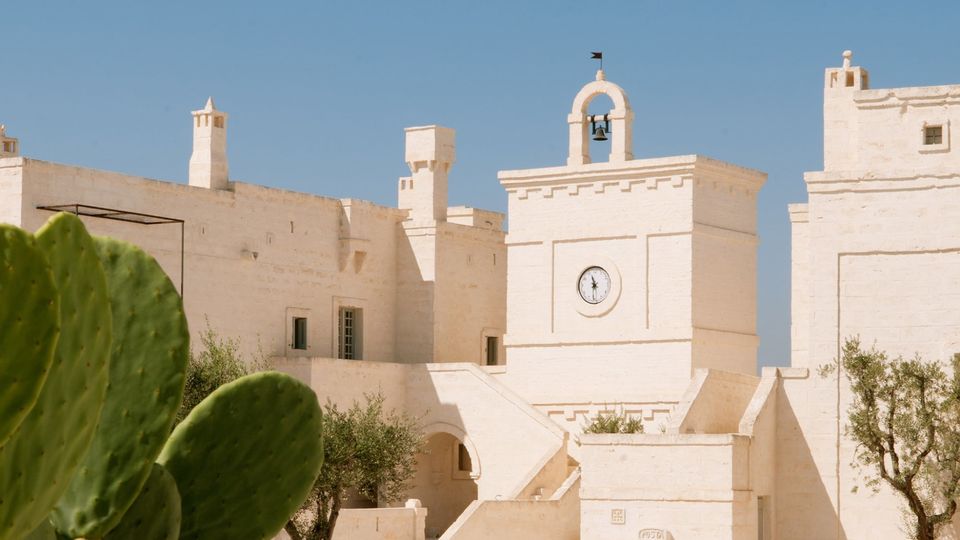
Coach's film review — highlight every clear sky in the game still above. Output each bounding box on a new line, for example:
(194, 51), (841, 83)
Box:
(5, 1), (960, 367)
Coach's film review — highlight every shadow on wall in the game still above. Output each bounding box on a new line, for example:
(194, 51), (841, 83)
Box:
(776, 386), (847, 540)
(400, 364), (478, 538)
(408, 431), (479, 538)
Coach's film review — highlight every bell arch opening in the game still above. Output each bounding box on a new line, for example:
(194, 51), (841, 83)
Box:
(567, 71), (634, 166)
(587, 93), (616, 163)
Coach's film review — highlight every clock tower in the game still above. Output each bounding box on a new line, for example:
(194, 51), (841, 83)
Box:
(497, 70), (766, 426)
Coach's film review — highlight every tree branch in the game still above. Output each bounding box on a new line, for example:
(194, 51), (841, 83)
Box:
(906, 376), (937, 481)
(885, 386), (902, 480)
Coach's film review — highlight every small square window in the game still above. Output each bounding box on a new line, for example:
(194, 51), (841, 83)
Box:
(925, 126), (943, 145)
(292, 317), (307, 350)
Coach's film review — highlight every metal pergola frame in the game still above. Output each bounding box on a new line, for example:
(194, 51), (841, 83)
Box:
(36, 204), (185, 296)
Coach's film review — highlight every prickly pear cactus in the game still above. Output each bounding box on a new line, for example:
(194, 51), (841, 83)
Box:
(0, 213), (112, 540)
(51, 237), (189, 537)
(104, 463), (181, 540)
(0, 225), (59, 447)
(22, 519), (58, 540)
(159, 371), (323, 540)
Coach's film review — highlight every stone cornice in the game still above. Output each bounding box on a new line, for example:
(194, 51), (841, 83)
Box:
(787, 203), (809, 223)
(804, 169), (960, 194)
(498, 154), (766, 194)
(854, 84), (960, 110)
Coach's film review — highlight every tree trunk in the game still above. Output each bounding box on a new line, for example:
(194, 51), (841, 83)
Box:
(284, 520), (303, 540)
(321, 496), (342, 540)
(910, 499), (933, 540)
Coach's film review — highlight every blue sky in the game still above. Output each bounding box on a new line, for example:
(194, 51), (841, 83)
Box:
(5, 1), (960, 367)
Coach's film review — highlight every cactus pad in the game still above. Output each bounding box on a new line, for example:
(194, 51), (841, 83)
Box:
(51, 237), (189, 537)
(0, 213), (112, 539)
(0, 225), (59, 447)
(104, 463), (181, 540)
(22, 519), (58, 540)
(159, 371), (323, 540)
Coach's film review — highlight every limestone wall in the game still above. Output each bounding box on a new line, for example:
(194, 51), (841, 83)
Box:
(825, 79), (960, 173)
(668, 369), (758, 435)
(784, 58), (960, 539)
(3, 156), (505, 366)
(441, 471), (580, 540)
(0, 158), (22, 226)
(580, 433), (752, 540)
(498, 155), (764, 441)
(9, 158), (403, 363)
(330, 505), (427, 540)
(432, 222), (506, 364)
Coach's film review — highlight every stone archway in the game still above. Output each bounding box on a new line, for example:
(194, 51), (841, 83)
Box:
(567, 69), (635, 165)
(407, 424), (479, 538)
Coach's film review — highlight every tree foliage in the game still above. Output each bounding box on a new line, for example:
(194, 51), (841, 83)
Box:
(582, 407), (644, 434)
(174, 323), (269, 426)
(284, 394), (422, 540)
(828, 337), (960, 540)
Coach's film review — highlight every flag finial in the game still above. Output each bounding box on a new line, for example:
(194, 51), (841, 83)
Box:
(590, 51), (603, 71)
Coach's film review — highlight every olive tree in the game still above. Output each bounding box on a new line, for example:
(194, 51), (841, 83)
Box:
(823, 337), (960, 540)
(284, 394), (422, 540)
(175, 322), (268, 425)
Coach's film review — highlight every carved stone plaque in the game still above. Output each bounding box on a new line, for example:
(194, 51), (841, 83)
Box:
(610, 508), (625, 524)
(639, 529), (672, 540)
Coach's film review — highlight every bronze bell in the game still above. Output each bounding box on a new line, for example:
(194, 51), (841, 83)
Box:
(592, 125), (608, 141)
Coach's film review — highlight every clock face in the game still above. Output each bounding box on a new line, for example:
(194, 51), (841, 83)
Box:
(578, 266), (611, 304)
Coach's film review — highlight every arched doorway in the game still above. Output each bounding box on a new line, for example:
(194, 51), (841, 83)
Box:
(408, 427), (479, 538)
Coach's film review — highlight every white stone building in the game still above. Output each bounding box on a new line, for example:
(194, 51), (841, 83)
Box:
(3, 50), (960, 539)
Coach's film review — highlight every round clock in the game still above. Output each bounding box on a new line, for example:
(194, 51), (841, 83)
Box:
(578, 266), (611, 304)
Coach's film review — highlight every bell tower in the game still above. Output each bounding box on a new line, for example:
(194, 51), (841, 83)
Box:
(498, 70), (766, 415)
(189, 97), (229, 190)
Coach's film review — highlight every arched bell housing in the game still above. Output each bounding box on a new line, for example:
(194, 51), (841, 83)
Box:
(567, 70), (634, 165)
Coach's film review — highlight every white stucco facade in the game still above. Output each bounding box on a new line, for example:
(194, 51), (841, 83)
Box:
(5, 50), (960, 539)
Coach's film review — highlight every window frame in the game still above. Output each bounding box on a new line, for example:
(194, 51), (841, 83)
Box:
(919, 121), (950, 154)
(338, 306), (363, 360)
(292, 317), (308, 350)
(285, 307), (311, 357)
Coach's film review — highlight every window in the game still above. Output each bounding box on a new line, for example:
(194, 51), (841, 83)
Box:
(925, 125), (943, 145)
(757, 496), (771, 540)
(457, 443), (472, 473)
(292, 317), (308, 350)
(485, 336), (498, 366)
(338, 307), (362, 359)
(845, 71), (855, 87)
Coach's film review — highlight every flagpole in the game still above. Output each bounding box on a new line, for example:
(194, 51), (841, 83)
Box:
(591, 51), (603, 71)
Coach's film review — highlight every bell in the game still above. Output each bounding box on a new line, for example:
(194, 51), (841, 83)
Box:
(592, 125), (608, 142)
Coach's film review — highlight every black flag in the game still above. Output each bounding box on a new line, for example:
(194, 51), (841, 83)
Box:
(591, 52), (602, 59)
